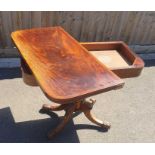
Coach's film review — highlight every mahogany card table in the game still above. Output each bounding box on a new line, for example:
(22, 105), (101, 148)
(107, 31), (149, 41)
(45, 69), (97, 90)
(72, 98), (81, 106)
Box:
(11, 27), (125, 139)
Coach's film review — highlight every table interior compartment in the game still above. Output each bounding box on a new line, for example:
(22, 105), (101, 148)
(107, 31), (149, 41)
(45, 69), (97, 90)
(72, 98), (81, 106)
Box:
(81, 42), (135, 70)
(90, 49), (131, 69)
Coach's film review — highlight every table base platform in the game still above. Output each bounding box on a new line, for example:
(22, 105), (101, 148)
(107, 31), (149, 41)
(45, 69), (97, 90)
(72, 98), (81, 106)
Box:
(41, 98), (110, 139)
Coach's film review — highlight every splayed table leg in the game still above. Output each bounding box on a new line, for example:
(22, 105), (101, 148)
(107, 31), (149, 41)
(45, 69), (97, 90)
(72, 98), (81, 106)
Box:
(41, 98), (110, 139)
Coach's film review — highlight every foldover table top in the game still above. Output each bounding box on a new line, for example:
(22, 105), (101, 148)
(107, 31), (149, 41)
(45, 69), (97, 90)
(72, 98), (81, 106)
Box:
(11, 27), (124, 104)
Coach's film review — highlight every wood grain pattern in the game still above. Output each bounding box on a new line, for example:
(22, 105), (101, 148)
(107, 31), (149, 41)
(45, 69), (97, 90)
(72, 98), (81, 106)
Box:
(11, 27), (124, 104)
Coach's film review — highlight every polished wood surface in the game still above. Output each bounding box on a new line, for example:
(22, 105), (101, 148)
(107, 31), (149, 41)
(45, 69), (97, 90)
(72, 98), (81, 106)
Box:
(81, 41), (144, 78)
(11, 27), (124, 104)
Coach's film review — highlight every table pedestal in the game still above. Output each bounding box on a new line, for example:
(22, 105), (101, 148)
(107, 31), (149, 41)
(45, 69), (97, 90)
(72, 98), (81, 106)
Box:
(20, 58), (111, 139)
(41, 98), (111, 139)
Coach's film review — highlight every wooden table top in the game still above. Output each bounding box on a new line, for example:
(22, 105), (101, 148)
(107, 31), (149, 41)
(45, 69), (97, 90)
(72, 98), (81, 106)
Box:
(11, 27), (124, 104)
